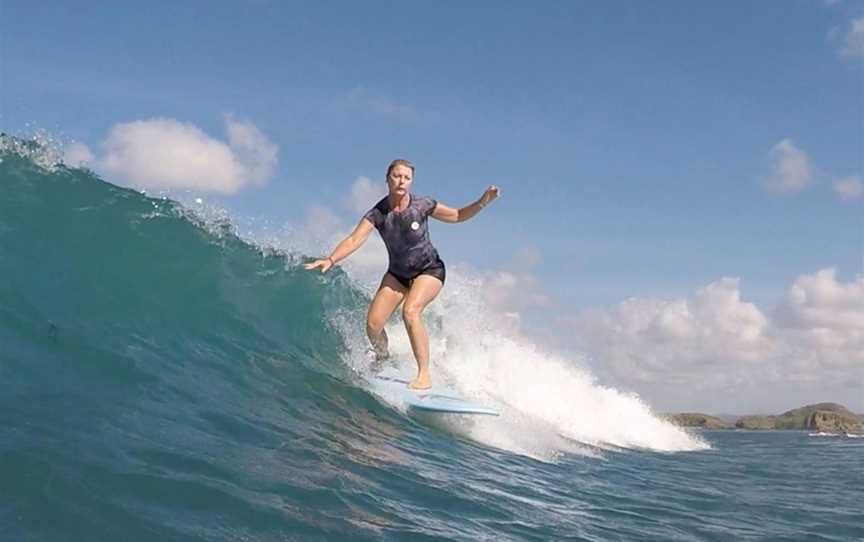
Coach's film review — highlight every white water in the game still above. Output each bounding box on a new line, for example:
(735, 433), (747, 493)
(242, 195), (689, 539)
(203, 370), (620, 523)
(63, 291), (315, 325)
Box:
(329, 258), (709, 460)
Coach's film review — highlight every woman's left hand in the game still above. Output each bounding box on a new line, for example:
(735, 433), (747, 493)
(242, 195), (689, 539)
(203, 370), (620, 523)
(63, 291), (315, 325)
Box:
(480, 185), (500, 207)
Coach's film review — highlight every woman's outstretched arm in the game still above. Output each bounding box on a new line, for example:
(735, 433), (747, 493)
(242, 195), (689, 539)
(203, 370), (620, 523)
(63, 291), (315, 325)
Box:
(304, 217), (375, 273)
(431, 185), (500, 224)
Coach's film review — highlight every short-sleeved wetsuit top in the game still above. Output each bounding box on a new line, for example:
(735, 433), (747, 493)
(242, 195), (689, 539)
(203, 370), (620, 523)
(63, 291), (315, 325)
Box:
(363, 195), (445, 287)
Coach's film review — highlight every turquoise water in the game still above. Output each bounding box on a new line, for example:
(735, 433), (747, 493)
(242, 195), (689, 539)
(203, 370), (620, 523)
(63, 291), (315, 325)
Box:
(1, 141), (862, 541)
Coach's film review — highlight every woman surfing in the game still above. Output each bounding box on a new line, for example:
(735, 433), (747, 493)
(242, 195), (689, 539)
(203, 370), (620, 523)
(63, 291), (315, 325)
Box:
(304, 159), (499, 389)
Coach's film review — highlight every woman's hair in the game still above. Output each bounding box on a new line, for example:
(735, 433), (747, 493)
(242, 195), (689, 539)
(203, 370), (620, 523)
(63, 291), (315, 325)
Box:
(386, 159), (415, 178)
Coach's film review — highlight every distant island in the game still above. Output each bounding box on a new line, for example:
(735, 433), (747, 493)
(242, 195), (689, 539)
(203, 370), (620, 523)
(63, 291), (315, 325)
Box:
(664, 403), (863, 433)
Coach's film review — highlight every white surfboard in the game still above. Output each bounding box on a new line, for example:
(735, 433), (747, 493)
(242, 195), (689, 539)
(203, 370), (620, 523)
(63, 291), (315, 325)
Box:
(371, 375), (499, 416)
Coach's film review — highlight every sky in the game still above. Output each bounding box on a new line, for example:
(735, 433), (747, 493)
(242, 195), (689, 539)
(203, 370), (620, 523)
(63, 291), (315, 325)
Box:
(1, 1), (862, 413)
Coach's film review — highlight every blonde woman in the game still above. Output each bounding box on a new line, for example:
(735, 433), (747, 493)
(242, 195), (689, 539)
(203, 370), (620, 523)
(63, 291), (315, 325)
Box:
(305, 159), (499, 389)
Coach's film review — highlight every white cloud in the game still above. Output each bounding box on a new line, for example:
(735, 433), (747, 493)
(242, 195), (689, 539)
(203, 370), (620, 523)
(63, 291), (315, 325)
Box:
(776, 268), (864, 331)
(836, 16), (864, 58)
(293, 175), (389, 286)
(760, 139), (814, 194)
(303, 205), (343, 241)
(339, 86), (428, 123)
(294, 198), (388, 289)
(344, 176), (385, 214)
(482, 270), (554, 314)
(301, 203), (385, 268)
(224, 114), (278, 184)
(564, 278), (771, 383)
(832, 175), (863, 200)
(480, 246), (553, 316)
(98, 117), (277, 194)
(560, 269), (864, 409)
(62, 142), (95, 168)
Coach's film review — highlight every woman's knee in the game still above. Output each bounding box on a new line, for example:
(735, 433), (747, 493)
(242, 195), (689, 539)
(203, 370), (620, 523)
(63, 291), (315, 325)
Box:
(367, 314), (386, 334)
(401, 303), (423, 324)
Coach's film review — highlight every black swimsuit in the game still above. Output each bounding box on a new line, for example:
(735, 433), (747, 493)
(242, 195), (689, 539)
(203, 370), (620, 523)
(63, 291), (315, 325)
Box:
(363, 195), (446, 289)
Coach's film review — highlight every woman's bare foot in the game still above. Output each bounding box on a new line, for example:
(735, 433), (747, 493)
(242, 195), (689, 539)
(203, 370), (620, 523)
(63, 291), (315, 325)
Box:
(408, 373), (431, 390)
(375, 349), (390, 362)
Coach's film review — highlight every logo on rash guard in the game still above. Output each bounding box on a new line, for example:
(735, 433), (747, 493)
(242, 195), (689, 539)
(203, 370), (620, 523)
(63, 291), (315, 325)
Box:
(410, 221), (420, 231)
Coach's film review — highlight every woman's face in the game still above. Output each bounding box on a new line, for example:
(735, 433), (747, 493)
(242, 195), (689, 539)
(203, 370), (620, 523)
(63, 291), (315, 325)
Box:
(387, 165), (413, 196)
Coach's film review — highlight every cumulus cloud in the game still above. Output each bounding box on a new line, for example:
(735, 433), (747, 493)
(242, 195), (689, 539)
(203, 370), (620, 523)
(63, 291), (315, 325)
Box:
(98, 117), (277, 194)
(776, 268), (864, 331)
(832, 175), (863, 200)
(224, 114), (278, 184)
(760, 139), (814, 194)
(303, 205), (343, 242)
(560, 269), (864, 408)
(294, 197), (387, 289)
(298, 175), (388, 284)
(480, 246), (554, 316)
(482, 270), (554, 314)
(344, 176), (385, 214)
(62, 142), (95, 168)
(833, 16), (864, 58)
(563, 278), (772, 384)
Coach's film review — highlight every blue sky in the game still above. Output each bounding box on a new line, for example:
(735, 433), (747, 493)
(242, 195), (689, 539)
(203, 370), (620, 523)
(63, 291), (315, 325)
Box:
(2, 1), (862, 412)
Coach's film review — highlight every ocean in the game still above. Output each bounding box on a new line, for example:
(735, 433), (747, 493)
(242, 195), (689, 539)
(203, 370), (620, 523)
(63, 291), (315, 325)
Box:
(1, 140), (861, 541)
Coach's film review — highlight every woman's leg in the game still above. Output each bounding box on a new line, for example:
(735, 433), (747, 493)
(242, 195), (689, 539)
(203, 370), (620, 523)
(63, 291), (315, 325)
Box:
(401, 274), (444, 389)
(366, 274), (407, 360)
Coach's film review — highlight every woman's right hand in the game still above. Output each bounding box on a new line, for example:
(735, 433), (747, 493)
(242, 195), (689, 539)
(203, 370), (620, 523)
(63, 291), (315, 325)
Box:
(304, 258), (334, 273)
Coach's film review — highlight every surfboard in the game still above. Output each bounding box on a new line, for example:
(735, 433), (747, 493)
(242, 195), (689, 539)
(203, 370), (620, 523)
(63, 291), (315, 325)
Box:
(371, 375), (499, 416)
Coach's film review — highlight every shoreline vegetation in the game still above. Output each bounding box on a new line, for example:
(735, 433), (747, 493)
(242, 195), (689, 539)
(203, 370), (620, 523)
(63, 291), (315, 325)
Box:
(663, 403), (864, 433)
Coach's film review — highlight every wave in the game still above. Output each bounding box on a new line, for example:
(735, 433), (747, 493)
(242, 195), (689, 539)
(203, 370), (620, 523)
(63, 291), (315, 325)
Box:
(0, 135), (706, 463)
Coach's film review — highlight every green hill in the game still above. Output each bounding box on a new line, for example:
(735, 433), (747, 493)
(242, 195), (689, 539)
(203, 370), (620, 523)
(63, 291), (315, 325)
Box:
(735, 403), (862, 432)
(663, 413), (732, 429)
(665, 403), (863, 433)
